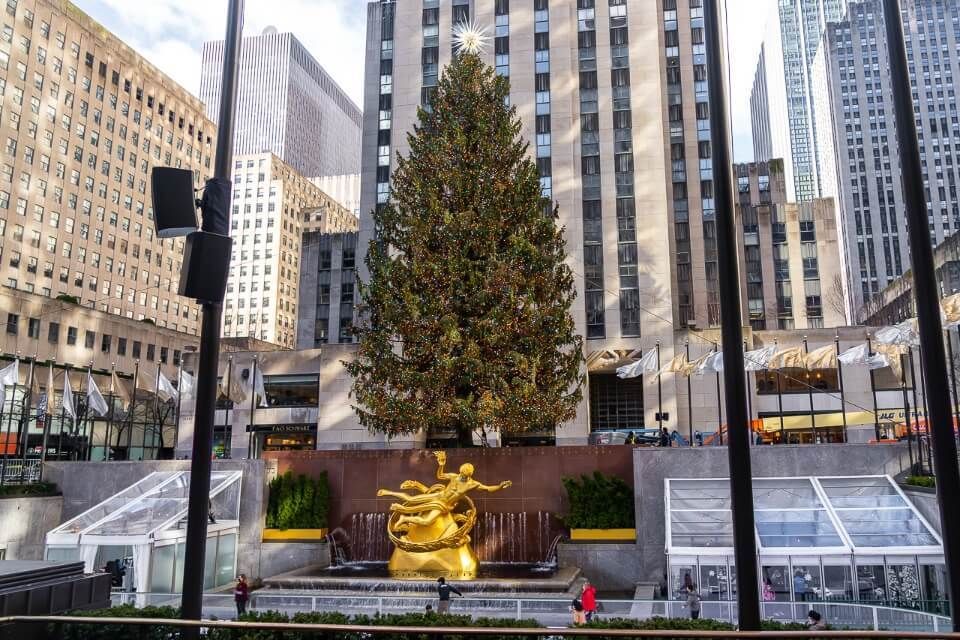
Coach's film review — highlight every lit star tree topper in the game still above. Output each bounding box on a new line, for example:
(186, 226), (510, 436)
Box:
(452, 20), (490, 55)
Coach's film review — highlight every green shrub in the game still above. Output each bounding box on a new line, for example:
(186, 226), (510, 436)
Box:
(52, 604), (181, 640)
(0, 481), (59, 498)
(561, 471), (635, 529)
(266, 470), (330, 530)
(906, 475), (936, 488)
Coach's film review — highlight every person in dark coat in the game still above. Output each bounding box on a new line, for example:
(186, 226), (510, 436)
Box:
(233, 575), (250, 617)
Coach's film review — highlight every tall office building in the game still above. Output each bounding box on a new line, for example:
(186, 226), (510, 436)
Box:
(200, 27), (363, 178)
(222, 152), (352, 349)
(751, 0), (849, 202)
(811, 0), (960, 317)
(0, 0), (217, 336)
(734, 160), (846, 330)
(356, 0), (733, 442)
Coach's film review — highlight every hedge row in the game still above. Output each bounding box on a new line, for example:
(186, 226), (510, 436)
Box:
(51, 606), (813, 640)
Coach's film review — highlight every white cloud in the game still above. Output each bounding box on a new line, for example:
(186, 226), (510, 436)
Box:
(73, 0), (367, 106)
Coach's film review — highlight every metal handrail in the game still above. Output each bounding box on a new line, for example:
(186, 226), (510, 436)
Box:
(6, 615), (960, 638)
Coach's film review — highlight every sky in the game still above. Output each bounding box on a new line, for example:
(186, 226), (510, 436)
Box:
(75, 0), (768, 161)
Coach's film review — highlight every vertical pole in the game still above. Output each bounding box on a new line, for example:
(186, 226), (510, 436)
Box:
(182, 0), (243, 632)
(803, 337), (816, 444)
(18, 358), (36, 482)
(685, 341), (693, 444)
(867, 338), (881, 441)
(775, 340), (785, 442)
(175, 360), (184, 456)
(744, 340), (753, 431)
(714, 342), (722, 445)
(886, 0), (960, 625)
(40, 361), (53, 469)
(56, 366), (67, 461)
(248, 356), (258, 459)
(908, 350), (924, 473)
(153, 363), (163, 458)
(835, 333), (848, 443)
(917, 347), (931, 473)
(948, 328), (958, 431)
(705, 0), (761, 628)
(1, 356), (19, 486)
(105, 365), (115, 462)
(901, 354), (915, 471)
(128, 360), (139, 459)
(656, 342), (663, 431)
(81, 364), (92, 461)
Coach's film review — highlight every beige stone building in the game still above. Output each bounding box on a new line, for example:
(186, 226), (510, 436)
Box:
(735, 160), (847, 330)
(223, 152), (350, 349)
(0, 0), (217, 336)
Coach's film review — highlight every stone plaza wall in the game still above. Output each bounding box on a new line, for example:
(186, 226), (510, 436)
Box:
(0, 495), (63, 560)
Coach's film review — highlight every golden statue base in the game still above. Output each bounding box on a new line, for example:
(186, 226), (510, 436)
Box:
(387, 512), (478, 580)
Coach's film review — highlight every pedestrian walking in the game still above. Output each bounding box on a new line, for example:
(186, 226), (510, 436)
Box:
(233, 574), (249, 618)
(581, 581), (598, 622)
(436, 576), (462, 614)
(684, 583), (702, 620)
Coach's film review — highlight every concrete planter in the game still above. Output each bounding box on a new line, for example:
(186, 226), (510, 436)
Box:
(569, 528), (636, 542)
(262, 528), (328, 542)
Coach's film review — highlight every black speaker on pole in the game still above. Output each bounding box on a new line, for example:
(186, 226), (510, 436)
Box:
(178, 231), (233, 304)
(151, 167), (199, 238)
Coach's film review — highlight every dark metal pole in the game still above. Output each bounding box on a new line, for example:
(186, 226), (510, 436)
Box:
(705, 0), (761, 628)
(744, 341), (754, 443)
(908, 350), (924, 473)
(714, 342), (723, 445)
(248, 356), (258, 459)
(948, 328), (958, 430)
(803, 336), (816, 444)
(885, 0), (960, 625)
(181, 0), (242, 632)
(39, 362), (53, 471)
(867, 337), (881, 440)
(835, 333), (847, 443)
(685, 341), (693, 444)
(656, 342), (663, 431)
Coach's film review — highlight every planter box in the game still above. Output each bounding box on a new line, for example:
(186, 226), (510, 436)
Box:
(569, 528), (635, 542)
(262, 528), (328, 542)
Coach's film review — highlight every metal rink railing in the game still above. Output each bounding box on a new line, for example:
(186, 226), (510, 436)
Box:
(107, 593), (952, 632)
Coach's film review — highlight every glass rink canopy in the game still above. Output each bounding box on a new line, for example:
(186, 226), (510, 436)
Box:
(45, 471), (242, 595)
(666, 476), (948, 610)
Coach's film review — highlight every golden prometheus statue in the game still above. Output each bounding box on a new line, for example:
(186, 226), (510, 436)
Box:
(376, 450), (512, 579)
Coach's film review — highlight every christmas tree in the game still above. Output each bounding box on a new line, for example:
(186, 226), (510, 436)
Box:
(347, 47), (584, 447)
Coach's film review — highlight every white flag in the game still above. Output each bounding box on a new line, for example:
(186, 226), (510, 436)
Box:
(86, 372), (109, 417)
(62, 372), (76, 419)
(156, 371), (178, 402)
(178, 370), (195, 401)
(695, 351), (724, 375)
(838, 343), (890, 370)
(0, 359), (18, 411)
(253, 366), (268, 408)
(616, 349), (659, 379)
(875, 319), (919, 346)
(743, 346), (776, 372)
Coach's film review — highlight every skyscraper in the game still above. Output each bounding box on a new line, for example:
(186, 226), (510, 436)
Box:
(200, 27), (363, 178)
(811, 0), (960, 316)
(356, 0), (730, 442)
(751, 0), (849, 202)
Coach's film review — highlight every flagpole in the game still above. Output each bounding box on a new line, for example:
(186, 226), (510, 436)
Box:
(835, 333), (848, 443)
(802, 336), (817, 444)
(224, 356), (233, 458)
(901, 353), (915, 471)
(18, 357), (36, 483)
(105, 363), (116, 462)
(128, 360), (139, 459)
(948, 328), (959, 431)
(39, 361), (54, 471)
(713, 342), (722, 446)
(907, 349), (924, 474)
(0, 354), (19, 486)
(655, 342), (663, 431)
(248, 356), (258, 459)
(685, 341), (692, 445)
(744, 340), (753, 442)
(175, 360), (184, 458)
(153, 362), (162, 458)
(81, 364), (91, 461)
(865, 337), (881, 439)
(775, 339), (785, 442)
(917, 346), (931, 473)
(56, 366), (67, 461)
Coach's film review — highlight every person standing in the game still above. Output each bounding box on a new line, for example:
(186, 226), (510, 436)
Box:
(233, 574), (249, 618)
(684, 583), (702, 620)
(659, 427), (671, 447)
(437, 577), (462, 614)
(581, 581), (598, 622)
(794, 571), (808, 601)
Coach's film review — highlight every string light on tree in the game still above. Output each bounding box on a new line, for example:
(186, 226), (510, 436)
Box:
(452, 20), (490, 55)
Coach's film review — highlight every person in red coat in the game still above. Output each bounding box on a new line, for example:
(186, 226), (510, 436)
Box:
(581, 581), (598, 622)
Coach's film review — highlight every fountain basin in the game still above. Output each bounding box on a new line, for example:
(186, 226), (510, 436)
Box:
(263, 563), (579, 594)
